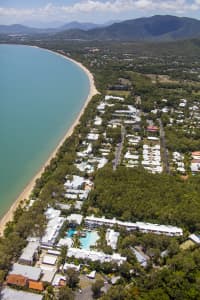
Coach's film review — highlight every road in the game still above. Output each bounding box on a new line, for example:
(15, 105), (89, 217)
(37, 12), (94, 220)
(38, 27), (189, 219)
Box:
(159, 119), (170, 174)
(113, 125), (126, 171)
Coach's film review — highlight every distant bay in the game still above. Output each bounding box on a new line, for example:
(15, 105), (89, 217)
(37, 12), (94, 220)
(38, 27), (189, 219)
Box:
(0, 44), (90, 218)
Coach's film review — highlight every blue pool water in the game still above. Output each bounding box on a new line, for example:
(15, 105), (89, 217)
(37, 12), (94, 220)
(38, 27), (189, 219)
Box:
(67, 228), (77, 237)
(80, 231), (99, 250)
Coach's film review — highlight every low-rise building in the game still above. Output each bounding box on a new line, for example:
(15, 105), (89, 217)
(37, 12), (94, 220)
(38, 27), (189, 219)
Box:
(1, 287), (43, 300)
(67, 214), (83, 225)
(19, 240), (40, 265)
(9, 263), (42, 281)
(41, 208), (65, 247)
(6, 274), (28, 287)
(67, 248), (126, 265)
(29, 281), (44, 291)
(85, 216), (183, 236)
(106, 229), (119, 250)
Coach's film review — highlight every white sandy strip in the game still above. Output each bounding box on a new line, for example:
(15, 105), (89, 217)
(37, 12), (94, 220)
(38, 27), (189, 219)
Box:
(0, 47), (99, 236)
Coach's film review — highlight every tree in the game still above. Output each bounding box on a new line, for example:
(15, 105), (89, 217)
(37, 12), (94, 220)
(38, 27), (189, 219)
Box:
(44, 286), (55, 300)
(58, 286), (74, 300)
(92, 279), (104, 298)
(66, 268), (80, 289)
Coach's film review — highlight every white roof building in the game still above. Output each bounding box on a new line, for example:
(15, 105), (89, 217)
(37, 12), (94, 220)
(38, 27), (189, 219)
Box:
(52, 274), (66, 286)
(132, 248), (149, 268)
(63, 263), (80, 272)
(42, 255), (57, 265)
(85, 216), (183, 236)
(41, 208), (65, 247)
(105, 95), (124, 101)
(10, 263), (42, 281)
(67, 214), (83, 225)
(64, 175), (86, 189)
(1, 287), (43, 300)
(41, 269), (56, 283)
(94, 116), (102, 126)
(67, 248), (126, 265)
(87, 133), (99, 141)
(189, 233), (200, 244)
(106, 229), (119, 250)
(19, 240), (40, 265)
(57, 237), (73, 248)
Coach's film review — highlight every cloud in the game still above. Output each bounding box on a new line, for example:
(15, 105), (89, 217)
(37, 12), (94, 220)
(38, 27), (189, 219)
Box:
(0, 0), (200, 24)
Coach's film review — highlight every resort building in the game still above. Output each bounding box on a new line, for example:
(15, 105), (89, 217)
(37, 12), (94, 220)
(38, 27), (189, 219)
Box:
(85, 216), (183, 236)
(41, 207), (65, 247)
(67, 213), (83, 225)
(9, 263), (42, 281)
(1, 287), (43, 300)
(63, 263), (81, 272)
(19, 240), (40, 265)
(67, 247), (126, 265)
(6, 274), (28, 287)
(106, 229), (119, 250)
(57, 237), (73, 248)
(131, 247), (149, 268)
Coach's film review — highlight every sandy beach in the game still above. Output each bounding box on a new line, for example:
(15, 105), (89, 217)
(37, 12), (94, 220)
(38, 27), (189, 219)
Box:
(0, 47), (98, 236)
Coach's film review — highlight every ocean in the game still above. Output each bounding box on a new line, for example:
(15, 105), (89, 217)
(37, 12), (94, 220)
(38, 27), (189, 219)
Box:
(0, 44), (90, 218)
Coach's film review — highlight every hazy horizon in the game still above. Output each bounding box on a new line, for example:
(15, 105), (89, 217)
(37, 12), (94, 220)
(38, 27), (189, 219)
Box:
(1, 0), (200, 27)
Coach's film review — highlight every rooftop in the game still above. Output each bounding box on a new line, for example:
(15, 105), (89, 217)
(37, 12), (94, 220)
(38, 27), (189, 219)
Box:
(1, 287), (43, 300)
(10, 263), (42, 281)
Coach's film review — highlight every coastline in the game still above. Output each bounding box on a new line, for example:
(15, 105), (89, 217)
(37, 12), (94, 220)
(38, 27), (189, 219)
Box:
(0, 46), (98, 236)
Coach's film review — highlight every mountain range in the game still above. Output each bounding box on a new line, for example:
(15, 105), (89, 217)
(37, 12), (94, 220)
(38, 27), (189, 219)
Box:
(1, 15), (200, 41)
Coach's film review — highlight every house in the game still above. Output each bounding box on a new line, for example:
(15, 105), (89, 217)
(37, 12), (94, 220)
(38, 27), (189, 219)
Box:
(52, 274), (66, 287)
(94, 116), (102, 126)
(147, 126), (159, 133)
(1, 287), (43, 300)
(64, 176), (86, 190)
(87, 270), (96, 279)
(63, 263), (80, 272)
(19, 240), (40, 265)
(6, 274), (28, 287)
(87, 133), (99, 141)
(191, 159), (200, 173)
(131, 248), (149, 268)
(192, 151), (200, 160)
(9, 263), (42, 281)
(189, 233), (200, 244)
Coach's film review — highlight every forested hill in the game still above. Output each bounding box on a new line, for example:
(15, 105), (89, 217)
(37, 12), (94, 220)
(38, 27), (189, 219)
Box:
(2, 15), (200, 41)
(54, 15), (200, 41)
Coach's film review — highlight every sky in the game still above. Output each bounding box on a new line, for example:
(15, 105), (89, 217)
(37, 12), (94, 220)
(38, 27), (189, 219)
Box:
(0, 0), (200, 27)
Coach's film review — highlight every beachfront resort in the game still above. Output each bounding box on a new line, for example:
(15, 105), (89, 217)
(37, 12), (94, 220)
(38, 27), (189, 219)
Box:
(2, 90), (197, 300)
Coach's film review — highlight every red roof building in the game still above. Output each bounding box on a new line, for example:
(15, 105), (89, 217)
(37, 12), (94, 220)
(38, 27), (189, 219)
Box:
(6, 274), (28, 287)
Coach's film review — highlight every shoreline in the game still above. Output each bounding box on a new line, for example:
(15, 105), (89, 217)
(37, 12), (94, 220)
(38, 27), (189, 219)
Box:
(0, 46), (98, 236)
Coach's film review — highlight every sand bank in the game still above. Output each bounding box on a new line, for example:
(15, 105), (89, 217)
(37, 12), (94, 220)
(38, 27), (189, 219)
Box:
(0, 47), (98, 236)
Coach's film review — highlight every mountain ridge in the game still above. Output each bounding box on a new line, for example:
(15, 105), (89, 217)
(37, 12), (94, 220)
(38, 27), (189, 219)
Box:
(1, 15), (200, 41)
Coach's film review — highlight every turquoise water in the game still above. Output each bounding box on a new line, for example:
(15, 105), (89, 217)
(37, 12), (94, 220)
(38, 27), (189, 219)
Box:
(80, 231), (99, 250)
(67, 228), (77, 237)
(0, 44), (90, 218)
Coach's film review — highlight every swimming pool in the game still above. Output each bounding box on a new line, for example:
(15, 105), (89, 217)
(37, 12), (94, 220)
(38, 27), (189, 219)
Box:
(67, 228), (77, 238)
(80, 231), (99, 250)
